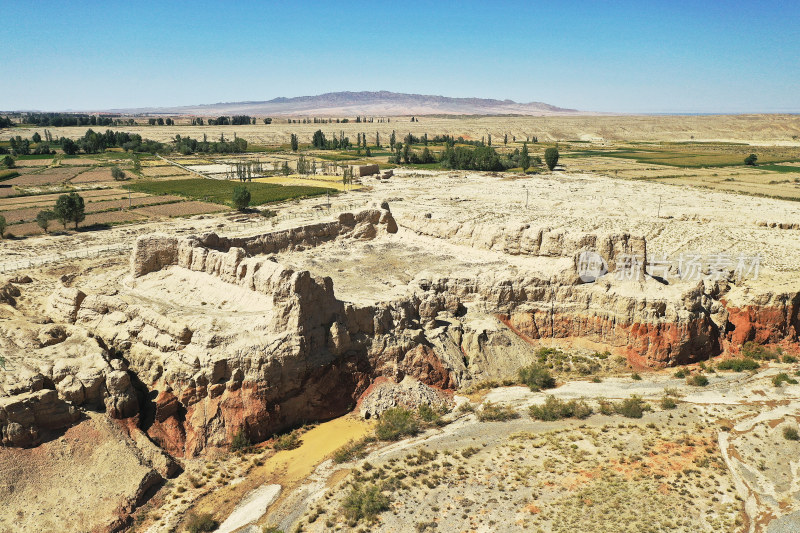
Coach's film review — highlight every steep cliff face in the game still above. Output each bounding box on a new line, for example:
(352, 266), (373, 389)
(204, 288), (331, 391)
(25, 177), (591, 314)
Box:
(3, 204), (798, 457)
(102, 204), (468, 456)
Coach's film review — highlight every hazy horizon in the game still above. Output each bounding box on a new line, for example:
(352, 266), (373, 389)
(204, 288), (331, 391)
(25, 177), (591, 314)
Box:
(2, 0), (798, 114)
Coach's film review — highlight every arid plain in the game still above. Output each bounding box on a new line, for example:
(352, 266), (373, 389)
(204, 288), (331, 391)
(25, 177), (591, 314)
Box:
(1, 114), (800, 533)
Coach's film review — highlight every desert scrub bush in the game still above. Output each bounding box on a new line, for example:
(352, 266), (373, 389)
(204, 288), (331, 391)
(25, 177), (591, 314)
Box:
(185, 512), (219, 533)
(687, 374), (709, 387)
(341, 483), (390, 523)
(333, 438), (370, 464)
(631, 372), (642, 381)
(783, 354), (798, 364)
(660, 396), (678, 409)
(416, 403), (438, 422)
(375, 407), (419, 441)
(455, 401), (475, 414)
(518, 363), (556, 391)
(741, 341), (780, 361)
(274, 429), (302, 450)
(598, 399), (615, 415)
(477, 401), (519, 421)
(529, 395), (592, 421)
(783, 426), (800, 441)
(262, 526), (284, 533)
(230, 427), (251, 451)
(673, 368), (687, 378)
(461, 446), (481, 458)
(614, 396), (649, 418)
(772, 372), (798, 387)
(717, 358), (760, 372)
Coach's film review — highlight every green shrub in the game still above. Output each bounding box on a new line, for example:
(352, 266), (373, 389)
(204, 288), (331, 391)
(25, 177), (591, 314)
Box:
(185, 513), (219, 533)
(717, 358), (760, 372)
(660, 396), (678, 409)
(233, 184), (251, 210)
(687, 374), (709, 387)
(673, 369), (687, 378)
(598, 399), (614, 415)
(631, 372), (642, 381)
(417, 404), (449, 427)
(783, 355), (798, 364)
(529, 395), (593, 421)
(342, 483), (390, 523)
(783, 426), (800, 441)
(544, 147), (559, 170)
(376, 408), (419, 441)
(477, 402), (519, 422)
(742, 341), (779, 361)
(111, 166), (126, 180)
(518, 363), (556, 391)
(230, 427), (251, 451)
(614, 396), (649, 418)
(772, 372), (798, 387)
(274, 430), (302, 451)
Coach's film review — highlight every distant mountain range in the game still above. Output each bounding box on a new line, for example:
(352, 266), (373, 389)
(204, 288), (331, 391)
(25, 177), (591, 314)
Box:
(108, 91), (582, 116)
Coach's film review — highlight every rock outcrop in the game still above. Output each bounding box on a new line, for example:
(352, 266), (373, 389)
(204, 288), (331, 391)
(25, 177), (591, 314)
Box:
(4, 203), (797, 458)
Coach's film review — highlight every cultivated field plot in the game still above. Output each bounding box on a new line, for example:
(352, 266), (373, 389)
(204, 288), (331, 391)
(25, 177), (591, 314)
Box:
(141, 166), (193, 177)
(135, 200), (227, 217)
(70, 168), (122, 184)
(562, 151), (800, 200)
(0, 194), (173, 225)
(0, 188), (146, 210)
(58, 157), (104, 166)
(568, 144), (799, 168)
(254, 174), (356, 191)
(3, 166), (85, 187)
(124, 177), (334, 206)
(13, 158), (54, 167)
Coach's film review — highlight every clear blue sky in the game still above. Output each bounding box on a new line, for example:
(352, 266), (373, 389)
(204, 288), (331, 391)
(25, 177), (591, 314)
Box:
(2, 0), (798, 113)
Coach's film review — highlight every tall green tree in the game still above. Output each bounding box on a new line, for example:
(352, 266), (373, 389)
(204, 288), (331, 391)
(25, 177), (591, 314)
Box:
(232, 185), (251, 210)
(290, 133), (299, 151)
(54, 192), (85, 229)
(520, 143), (530, 173)
(61, 138), (79, 155)
(544, 147), (559, 171)
(389, 131), (396, 150)
(36, 210), (54, 233)
(0, 214), (5, 239)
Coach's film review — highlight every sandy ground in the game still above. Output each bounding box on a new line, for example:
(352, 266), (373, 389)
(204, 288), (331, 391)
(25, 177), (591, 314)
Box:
(4, 115), (800, 146)
(264, 365), (799, 533)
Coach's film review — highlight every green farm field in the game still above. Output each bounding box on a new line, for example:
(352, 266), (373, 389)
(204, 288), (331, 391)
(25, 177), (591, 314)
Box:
(124, 178), (335, 207)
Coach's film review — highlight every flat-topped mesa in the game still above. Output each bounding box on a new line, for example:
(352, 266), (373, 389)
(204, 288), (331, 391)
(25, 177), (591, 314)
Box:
(131, 205), (398, 278)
